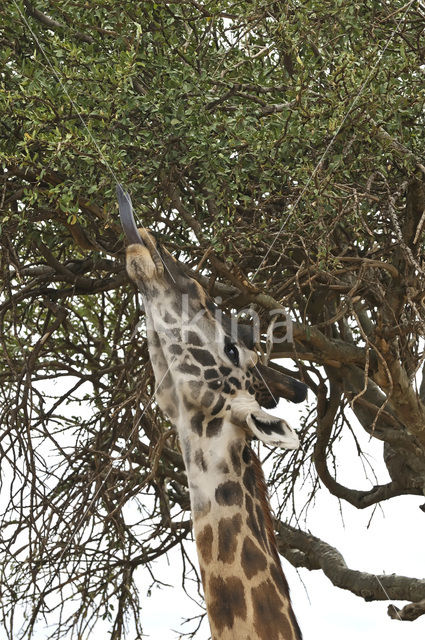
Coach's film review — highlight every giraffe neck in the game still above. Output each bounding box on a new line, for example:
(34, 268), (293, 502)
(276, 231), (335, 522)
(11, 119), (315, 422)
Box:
(178, 417), (302, 640)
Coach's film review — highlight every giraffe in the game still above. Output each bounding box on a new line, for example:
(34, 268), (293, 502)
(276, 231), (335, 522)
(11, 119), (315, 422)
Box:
(118, 185), (307, 640)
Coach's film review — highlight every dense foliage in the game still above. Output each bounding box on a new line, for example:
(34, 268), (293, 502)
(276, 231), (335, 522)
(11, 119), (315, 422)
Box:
(1, 1), (425, 638)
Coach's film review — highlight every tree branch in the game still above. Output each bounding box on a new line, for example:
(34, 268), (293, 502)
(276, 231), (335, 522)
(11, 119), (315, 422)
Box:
(276, 521), (425, 612)
(23, 0), (95, 44)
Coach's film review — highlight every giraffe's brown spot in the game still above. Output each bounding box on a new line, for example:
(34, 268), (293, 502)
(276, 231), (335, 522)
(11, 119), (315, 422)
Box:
(242, 445), (251, 464)
(215, 481), (243, 507)
(169, 344), (182, 355)
(201, 390), (215, 407)
(219, 365), (231, 376)
(205, 368), (220, 380)
(245, 379), (255, 394)
(245, 494), (267, 549)
(251, 579), (295, 640)
(270, 563), (290, 599)
(190, 412), (204, 436)
(178, 362), (201, 377)
(189, 348), (216, 367)
(197, 525), (213, 565)
(208, 379), (222, 390)
(217, 514), (242, 564)
(255, 503), (267, 546)
(187, 331), (203, 346)
(241, 536), (267, 579)
(243, 464), (257, 497)
(211, 395), (225, 416)
(208, 575), (247, 633)
(229, 442), (242, 476)
(188, 379), (202, 397)
(206, 417), (223, 438)
(229, 376), (241, 389)
(194, 448), (207, 472)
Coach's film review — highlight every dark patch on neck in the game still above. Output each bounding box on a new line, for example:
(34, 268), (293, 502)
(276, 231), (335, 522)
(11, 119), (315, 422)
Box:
(186, 330), (203, 346)
(251, 580), (296, 640)
(255, 502), (268, 548)
(219, 365), (231, 376)
(211, 395), (225, 416)
(215, 480), (243, 507)
(241, 536), (267, 580)
(243, 465), (257, 497)
(206, 417), (223, 438)
(242, 445), (251, 464)
(190, 412), (204, 437)
(188, 379), (202, 398)
(201, 389), (215, 407)
(217, 513), (242, 564)
(197, 524), (213, 565)
(270, 563), (290, 599)
(245, 494), (266, 550)
(169, 343), (183, 355)
(230, 442), (242, 476)
(208, 575), (247, 633)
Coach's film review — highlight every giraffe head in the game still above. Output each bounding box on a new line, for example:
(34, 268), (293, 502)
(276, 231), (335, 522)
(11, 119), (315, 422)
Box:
(119, 186), (307, 451)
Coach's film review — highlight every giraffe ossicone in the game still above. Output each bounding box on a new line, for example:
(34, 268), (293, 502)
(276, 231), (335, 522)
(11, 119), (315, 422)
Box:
(119, 185), (306, 640)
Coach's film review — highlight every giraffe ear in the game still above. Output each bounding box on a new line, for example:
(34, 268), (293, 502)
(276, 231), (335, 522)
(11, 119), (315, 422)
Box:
(246, 408), (300, 450)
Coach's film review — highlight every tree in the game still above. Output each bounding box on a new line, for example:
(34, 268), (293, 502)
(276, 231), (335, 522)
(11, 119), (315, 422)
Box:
(1, 1), (425, 638)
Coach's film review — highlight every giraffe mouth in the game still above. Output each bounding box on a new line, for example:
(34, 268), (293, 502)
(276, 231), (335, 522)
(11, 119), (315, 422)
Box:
(231, 395), (300, 449)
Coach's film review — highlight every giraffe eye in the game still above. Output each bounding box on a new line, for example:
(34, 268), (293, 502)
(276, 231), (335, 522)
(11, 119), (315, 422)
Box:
(224, 342), (239, 366)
